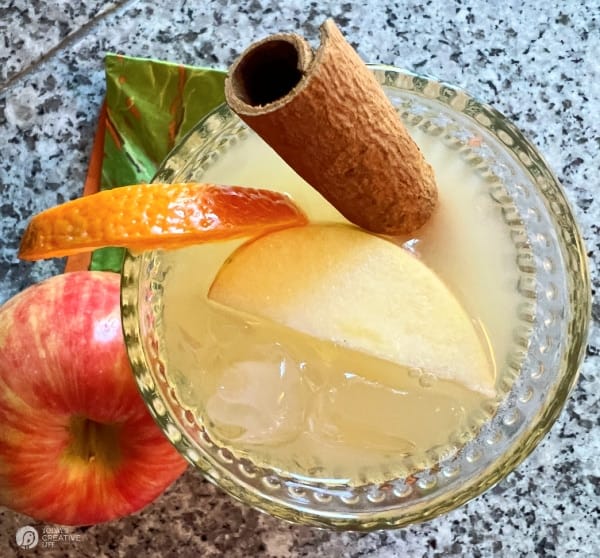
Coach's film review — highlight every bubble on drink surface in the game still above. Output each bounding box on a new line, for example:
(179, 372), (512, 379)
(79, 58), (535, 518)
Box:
(419, 372), (437, 388)
(408, 367), (423, 379)
(205, 355), (308, 446)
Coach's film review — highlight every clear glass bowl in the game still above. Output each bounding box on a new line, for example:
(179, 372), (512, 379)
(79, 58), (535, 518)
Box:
(120, 66), (590, 529)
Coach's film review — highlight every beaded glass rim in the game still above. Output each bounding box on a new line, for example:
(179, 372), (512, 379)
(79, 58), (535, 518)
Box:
(120, 66), (590, 529)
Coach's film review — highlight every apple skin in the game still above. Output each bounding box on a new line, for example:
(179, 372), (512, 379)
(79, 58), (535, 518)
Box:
(0, 271), (188, 525)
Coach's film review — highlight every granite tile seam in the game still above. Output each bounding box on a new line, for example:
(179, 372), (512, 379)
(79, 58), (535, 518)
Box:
(0, 0), (135, 94)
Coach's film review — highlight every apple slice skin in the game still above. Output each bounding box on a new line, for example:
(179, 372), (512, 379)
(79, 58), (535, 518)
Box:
(0, 271), (187, 526)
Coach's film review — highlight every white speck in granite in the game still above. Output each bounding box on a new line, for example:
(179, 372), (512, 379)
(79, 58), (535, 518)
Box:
(0, 0), (599, 556)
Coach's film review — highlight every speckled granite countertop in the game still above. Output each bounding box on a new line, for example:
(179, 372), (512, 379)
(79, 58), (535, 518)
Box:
(0, 1), (598, 556)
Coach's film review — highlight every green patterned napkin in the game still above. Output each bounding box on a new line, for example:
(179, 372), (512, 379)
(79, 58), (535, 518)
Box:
(90, 54), (226, 272)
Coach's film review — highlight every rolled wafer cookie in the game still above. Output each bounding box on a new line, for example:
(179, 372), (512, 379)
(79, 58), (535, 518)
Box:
(225, 19), (438, 235)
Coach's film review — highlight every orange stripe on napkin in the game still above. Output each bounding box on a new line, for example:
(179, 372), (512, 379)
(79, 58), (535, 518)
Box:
(64, 101), (107, 273)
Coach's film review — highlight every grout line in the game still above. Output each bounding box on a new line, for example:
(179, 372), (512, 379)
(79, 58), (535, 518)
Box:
(0, 0), (138, 94)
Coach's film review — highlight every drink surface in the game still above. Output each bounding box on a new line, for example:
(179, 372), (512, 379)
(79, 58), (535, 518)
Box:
(161, 129), (521, 483)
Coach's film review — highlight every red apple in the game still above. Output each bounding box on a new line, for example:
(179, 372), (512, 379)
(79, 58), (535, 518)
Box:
(0, 271), (188, 525)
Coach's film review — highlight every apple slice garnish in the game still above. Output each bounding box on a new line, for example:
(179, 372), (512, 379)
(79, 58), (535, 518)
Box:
(209, 223), (495, 396)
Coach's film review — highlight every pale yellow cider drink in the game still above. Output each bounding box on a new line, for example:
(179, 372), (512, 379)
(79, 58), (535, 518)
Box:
(161, 129), (521, 484)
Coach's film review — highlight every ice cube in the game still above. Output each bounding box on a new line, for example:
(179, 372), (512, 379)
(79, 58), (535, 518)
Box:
(206, 356), (307, 446)
(310, 372), (416, 455)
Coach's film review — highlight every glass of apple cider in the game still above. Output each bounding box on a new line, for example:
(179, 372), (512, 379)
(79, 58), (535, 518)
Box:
(121, 66), (590, 529)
